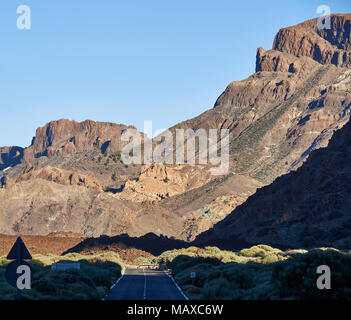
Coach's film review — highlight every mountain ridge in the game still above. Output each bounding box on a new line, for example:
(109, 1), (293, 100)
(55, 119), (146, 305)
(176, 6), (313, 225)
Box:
(0, 14), (350, 242)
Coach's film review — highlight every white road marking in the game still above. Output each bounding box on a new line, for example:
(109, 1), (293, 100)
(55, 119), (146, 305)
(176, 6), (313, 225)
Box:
(143, 269), (147, 300)
(110, 273), (124, 290)
(101, 268), (125, 300)
(164, 270), (189, 300)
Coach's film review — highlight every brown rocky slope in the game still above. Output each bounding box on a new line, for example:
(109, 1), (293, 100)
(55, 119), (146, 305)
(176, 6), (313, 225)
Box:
(169, 14), (351, 185)
(114, 14), (351, 238)
(0, 178), (186, 237)
(196, 118), (351, 249)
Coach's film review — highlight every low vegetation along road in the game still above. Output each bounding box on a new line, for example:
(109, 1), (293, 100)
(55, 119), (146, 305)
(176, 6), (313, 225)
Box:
(106, 268), (187, 300)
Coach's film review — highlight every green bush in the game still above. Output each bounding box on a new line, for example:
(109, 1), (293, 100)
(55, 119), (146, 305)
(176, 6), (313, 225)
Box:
(273, 249), (351, 299)
(239, 246), (267, 258)
(0, 252), (124, 300)
(164, 245), (351, 300)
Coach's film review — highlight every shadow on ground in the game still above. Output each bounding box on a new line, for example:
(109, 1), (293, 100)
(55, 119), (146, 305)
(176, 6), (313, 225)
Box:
(63, 233), (192, 257)
(63, 232), (287, 258)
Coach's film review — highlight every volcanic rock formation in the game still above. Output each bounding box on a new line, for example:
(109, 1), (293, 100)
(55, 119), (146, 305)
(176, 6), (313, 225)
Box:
(23, 119), (143, 162)
(171, 14), (351, 185)
(272, 14), (351, 68)
(0, 15), (350, 241)
(16, 161), (103, 192)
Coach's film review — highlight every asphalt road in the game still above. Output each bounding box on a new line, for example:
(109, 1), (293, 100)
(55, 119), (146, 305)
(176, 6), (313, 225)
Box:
(106, 268), (187, 300)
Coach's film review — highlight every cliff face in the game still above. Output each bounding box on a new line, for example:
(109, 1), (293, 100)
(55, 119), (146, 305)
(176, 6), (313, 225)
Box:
(22, 119), (141, 162)
(273, 14), (351, 68)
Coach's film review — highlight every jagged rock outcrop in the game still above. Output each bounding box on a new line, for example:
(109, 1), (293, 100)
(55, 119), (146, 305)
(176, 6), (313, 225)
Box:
(16, 161), (103, 192)
(116, 163), (213, 201)
(22, 119), (142, 162)
(273, 14), (351, 67)
(255, 47), (320, 73)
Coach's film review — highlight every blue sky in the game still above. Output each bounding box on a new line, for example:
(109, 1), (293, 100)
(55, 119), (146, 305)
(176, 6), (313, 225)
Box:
(0, 0), (350, 147)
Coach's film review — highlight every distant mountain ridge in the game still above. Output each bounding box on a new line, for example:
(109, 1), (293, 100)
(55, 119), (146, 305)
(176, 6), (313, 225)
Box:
(0, 119), (142, 170)
(23, 119), (143, 161)
(0, 14), (350, 242)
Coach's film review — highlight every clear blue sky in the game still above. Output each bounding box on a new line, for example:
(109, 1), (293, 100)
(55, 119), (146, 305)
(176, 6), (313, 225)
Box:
(0, 0), (350, 147)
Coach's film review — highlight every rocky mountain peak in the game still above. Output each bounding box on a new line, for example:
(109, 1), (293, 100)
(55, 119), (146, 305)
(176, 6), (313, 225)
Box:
(22, 119), (141, 162)
(272, 14), (351, 67)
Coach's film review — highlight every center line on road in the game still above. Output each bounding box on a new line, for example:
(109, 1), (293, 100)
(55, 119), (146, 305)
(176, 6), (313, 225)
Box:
(143, 269), (147, 300)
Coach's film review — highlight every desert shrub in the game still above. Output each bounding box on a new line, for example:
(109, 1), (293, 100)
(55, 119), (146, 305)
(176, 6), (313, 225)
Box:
(185, 246), (202, 254)
(66, 282), (95, 295)
(203, 246), (222, 256)
(0, 251), (124, 300)
(82, 266), (110, 287)
(172, 256), (204, 275)
(172, 256), (221, 272)
(239, 246), (267, 258)
(200, 277), (234, 299)
(261, 254), (279, 264)
(256, 244), (281, 253)
(0, 257), (10, 267)
(71, 293), (91, 300)
(159, 249), (197, 267)
(273, 249), (351, 299)
(187, 286), (201, 295)
(221, 263), (255, 289)
(33, 277), (57, 294)
(174, 263), (218, 288)
(220, 252), (242, 263)
(164, 245), (351, 300)
(134, 257), (147, 265)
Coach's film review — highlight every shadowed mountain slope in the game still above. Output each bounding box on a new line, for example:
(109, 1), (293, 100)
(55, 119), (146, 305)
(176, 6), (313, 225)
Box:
(197, 118), (351, 249)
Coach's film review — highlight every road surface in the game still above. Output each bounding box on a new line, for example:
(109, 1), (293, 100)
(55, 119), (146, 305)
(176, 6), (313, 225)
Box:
(106, 268), (187, 300)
